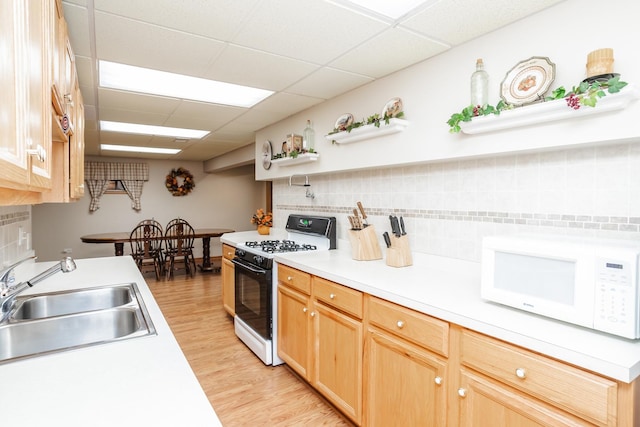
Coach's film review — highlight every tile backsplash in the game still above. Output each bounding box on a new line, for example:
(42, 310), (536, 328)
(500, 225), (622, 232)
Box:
(0, 206), (32, 267)
(273, 141), (640, 262)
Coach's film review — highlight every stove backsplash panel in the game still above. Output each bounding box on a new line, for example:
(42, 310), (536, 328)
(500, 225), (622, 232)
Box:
(273, 142), (640, 262)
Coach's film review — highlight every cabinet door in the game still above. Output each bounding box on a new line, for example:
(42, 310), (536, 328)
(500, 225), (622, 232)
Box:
(364, 327), (448, 427)
(0, 0), (29, 189)
(314, 302), (363, 425)
(69, 83), (84, 199)
(458, 369), (591, 427)
(277, 284), (312, 381)
(24, 0), (52, 190)
(221, 257), (235, 316)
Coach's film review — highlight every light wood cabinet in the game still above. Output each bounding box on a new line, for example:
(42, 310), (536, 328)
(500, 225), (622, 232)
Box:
(0, 0), (53, 201)
(277, 264), (313, 379)
(313, 276), (363, 425)
(275, 263), (640, 426)
(1, 0), (84, 206)
(364, 295), (448, 426)
(277, 267), (364, 425)
(457, 329), (620, 427)
(221, 244), (236, 316)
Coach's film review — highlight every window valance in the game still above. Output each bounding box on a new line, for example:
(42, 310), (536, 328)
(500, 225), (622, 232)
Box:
(85, 162), (149, 212)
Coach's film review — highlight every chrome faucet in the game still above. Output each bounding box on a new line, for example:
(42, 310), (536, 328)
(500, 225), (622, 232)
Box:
(0, 256), (77, 323)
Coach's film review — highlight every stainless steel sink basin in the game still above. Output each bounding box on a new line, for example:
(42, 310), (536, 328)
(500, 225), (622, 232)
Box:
(0, 283), (156, 364)
(11, 285), (133, 320)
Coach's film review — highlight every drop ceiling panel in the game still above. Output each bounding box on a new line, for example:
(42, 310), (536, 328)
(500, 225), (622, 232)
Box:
(286, 67), (374, 99)
(163, 104), (246, 132)
(402, 0), (565, 46)
(232, 0), (388, 64)
(205, 45), (320, 91)
(219, 109), (289, 133)
(330, 27), (449, 78)
(98, 108), (171, 127)
(253, 92), (324, 117)
(94, 12), (226, 76)
(62, 4), (91, 57)
(98, 88), (181, 116)
(94, 0), (261, 41)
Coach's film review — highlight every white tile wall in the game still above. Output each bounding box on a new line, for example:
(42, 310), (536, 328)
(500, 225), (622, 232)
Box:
(273, 141), (640, 262)
(0, 205), (33, 267)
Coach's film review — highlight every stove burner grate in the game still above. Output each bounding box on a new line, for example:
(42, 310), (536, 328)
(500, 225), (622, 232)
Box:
(244, 239), (317, 253)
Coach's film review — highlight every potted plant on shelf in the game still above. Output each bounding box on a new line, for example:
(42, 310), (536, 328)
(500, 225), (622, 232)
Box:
(251, 208), (273, 235)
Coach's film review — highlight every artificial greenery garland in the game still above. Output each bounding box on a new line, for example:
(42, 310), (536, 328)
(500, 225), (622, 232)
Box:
(447, 75), (628, 133)
(165, 167), (195, 196)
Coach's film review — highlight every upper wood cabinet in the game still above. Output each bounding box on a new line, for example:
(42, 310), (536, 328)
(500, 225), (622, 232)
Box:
(0, 0), (53, 200)
(1, 0), (84, 206)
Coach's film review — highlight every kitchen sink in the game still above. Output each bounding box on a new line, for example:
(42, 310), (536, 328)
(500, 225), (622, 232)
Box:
(0, 283), (156, 364)
(11, 285), (133, 320)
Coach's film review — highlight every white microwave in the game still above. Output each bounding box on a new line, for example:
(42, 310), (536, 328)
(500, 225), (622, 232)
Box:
(481, 234), (640, 339)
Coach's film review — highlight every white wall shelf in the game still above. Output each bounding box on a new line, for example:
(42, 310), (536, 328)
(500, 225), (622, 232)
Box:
(271, 152), (319, 166)
(325, 118), (409, 144)
(459, 85), (640, 135)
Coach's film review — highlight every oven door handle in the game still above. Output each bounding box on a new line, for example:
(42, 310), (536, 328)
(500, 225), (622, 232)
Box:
(231, 258), (268, 274)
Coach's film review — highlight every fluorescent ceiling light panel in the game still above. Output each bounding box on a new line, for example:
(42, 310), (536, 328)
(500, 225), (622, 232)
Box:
(344, 0), (426, 19)
(99, 61), (274, 108)
(100, 120), (209, 139)
(101, 144), (181, 155)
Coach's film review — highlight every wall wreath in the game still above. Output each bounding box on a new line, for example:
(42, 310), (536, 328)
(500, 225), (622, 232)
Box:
(165, 167), (195, 196)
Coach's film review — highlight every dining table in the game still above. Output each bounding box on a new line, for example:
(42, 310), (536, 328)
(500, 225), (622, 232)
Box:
(80, 228), (235, 272)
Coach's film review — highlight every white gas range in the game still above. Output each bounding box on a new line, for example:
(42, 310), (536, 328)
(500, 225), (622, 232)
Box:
(232, 214), (337, 365)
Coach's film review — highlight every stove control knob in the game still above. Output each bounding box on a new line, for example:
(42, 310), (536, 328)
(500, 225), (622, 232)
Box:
(236, 249), (246, 257)
(253, 255), (264, 265)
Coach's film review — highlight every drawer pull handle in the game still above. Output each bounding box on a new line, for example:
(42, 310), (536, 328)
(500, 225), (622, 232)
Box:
(303, 307), (308, 313)
(515, 368), (527, 379)
(310, 311), (316, 317)
(396, 320), (405, 329)
(434, 376), (443, 386)
(457, 388), (467, 398)
(329, 293), (336, 299)
(287, 276), (293, 281)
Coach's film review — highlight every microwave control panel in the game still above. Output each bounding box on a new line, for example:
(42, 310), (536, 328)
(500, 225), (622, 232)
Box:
(594, 258), (638, 338)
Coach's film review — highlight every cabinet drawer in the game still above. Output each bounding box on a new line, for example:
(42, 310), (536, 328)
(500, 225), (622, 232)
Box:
(313, 276), (363, 319)
(460, 329), (617, 426)
(222, 244), (235, 260)
(367, 296), (449, 357)
(278, 264), (311, 295)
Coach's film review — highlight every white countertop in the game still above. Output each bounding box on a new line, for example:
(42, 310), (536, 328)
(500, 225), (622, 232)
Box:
(0, 256), (221, 427)
(222, 230), (640, 383)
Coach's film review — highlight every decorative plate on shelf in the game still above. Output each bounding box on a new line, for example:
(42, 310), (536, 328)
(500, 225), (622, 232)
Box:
(261, 140), (272, 170)
(500, 56), (555, 106)
(334, 113), (354, 132)
(381, 97), (403, 118)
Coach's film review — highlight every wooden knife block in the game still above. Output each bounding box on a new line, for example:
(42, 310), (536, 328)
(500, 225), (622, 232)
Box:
(348, 225), (382, 261)
(386, 235), (413, 268)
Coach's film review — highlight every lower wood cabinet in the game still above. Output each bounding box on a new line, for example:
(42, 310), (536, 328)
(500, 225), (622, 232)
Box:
(457, 329), (621, 427)
(365, 327), (447, 426)
(276, 264), (640, 426)
(277, 266), (363, 425)
(220, 244), (235, 316)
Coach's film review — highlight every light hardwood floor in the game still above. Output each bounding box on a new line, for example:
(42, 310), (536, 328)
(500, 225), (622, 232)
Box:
(148, 271), (354, 426)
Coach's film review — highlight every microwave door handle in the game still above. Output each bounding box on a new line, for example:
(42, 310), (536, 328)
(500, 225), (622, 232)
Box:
(231, 258), (267, 274)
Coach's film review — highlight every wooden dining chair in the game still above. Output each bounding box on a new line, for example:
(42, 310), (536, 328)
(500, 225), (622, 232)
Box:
(164, 219), (196, 279)
(129, 222), (164, 280)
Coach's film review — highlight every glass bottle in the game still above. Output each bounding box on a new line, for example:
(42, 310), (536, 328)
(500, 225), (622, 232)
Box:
(470, 58), (489, 107)
(303, 120), (315, 152)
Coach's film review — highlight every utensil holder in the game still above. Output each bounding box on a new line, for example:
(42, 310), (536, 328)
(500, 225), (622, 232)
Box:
(348, 225), (382, 261)
(385, 235), (413, 268)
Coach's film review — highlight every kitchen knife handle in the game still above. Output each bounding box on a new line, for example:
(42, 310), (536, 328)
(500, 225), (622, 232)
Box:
(357, 202), (367, 220)
(399, 216), (406, 235)
(383, 232), (391, 248)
